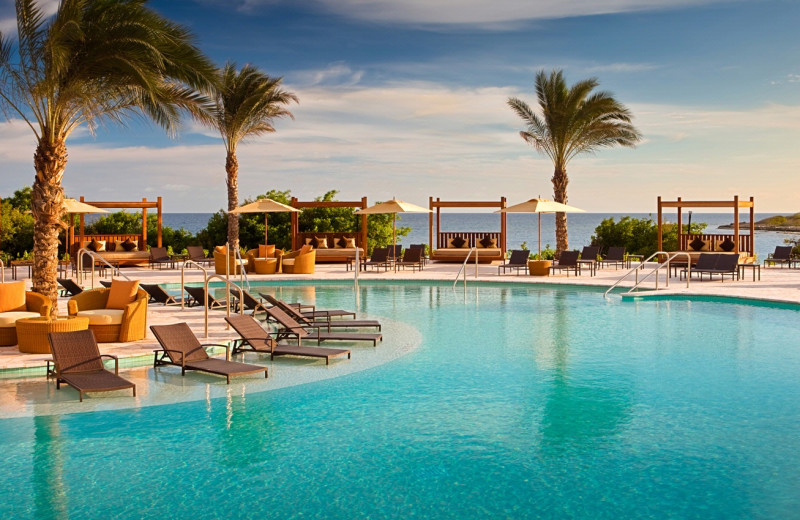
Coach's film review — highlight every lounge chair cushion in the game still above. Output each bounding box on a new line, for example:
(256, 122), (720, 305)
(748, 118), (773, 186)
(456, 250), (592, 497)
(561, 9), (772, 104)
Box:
(77, 309), (125, 325)
(0, 311), (41, 327)
(0, 281), (27, 312)
(106, 280), (141, 309)
(688, 238), (706, 251)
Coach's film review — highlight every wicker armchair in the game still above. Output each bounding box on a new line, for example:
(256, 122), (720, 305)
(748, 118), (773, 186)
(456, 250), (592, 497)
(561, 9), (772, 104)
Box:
(245, 246), (284, 274)
(0, 286), (51, 346)
(213, 248), (243, 275)
(68, 288), (148, 342)
(282, 247), (316, 274)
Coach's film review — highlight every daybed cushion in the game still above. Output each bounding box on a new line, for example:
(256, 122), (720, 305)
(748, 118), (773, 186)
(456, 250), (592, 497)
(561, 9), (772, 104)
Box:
(0, 281), (26, 313)
(314, 248), (364, 260)
(77, 309), (125, 325)
(0, 311), (41, 327)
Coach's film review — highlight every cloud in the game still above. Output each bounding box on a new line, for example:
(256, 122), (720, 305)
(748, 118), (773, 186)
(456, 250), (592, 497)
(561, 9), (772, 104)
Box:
(239, 0), (730, 27)
(292, 62), (365, 87)
(0, 0), (59, 36)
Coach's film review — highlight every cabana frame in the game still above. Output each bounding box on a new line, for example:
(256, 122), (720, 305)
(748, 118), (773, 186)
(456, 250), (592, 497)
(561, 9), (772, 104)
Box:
(77, 197), (163, 248)
(290, 196), (368, 254)
(657, 196), (754, 257)
(429, 197), (507, 260)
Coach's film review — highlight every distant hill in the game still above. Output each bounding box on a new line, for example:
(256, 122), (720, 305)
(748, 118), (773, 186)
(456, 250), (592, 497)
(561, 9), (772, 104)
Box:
(720, 213), (800, 231)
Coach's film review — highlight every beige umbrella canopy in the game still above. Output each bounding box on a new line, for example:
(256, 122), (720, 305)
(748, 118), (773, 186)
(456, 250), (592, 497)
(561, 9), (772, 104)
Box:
(355, 199), (432, 266)
(62, 198), (108, 248)
(229, 198), (301, 245)
(498, 198), (585, 256)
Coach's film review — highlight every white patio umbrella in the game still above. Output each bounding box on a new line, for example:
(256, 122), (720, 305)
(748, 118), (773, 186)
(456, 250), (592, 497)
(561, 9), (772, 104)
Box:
(355, 199), (432, 270)
(63, 199), (108, 249)
(498, 198), (585, 257)
(229, 198), (301, 245)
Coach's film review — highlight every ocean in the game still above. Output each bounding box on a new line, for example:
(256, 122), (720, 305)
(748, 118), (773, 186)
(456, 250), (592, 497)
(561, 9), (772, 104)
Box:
(152, 212), (796, 262)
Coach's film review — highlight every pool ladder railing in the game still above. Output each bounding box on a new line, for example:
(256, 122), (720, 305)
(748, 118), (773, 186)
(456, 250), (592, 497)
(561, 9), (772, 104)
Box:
(453, 247), (479, 290)
(76, 248), (129, 286)
(604, 251), (691, 299)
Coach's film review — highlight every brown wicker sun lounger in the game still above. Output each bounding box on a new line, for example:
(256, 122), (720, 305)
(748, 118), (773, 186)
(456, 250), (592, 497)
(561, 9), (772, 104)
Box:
(498, 250), (530, 275)
(598, 247), (626, 270)
(257, 292), (356, 320)
(363, 247), (391, 272)
(150, 322), (268, 384)
(140, 283), (180, 305)
(228, 286), (269, 316)
(47, 330), (136, 402)
(395, 247), (423, 271)
(225, 315), (351, 365)
(184, 285), (228, 309)
(57, 278), (84, 297)
(550, 250), (582, 276)
(262, 294), (381, 331)
(263, 306), (382, 346)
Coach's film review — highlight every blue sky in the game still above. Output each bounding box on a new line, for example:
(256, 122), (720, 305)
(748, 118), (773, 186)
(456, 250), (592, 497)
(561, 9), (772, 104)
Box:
(1, 0), (799, 212)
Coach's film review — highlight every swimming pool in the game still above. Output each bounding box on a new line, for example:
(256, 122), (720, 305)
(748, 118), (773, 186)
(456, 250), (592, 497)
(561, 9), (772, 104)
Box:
(2, 281), (799, 519)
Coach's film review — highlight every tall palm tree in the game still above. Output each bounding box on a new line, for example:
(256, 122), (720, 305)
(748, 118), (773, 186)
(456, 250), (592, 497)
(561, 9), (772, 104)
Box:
(508, 69), (642, 254)
(206, 62), (297, 249)
(0, 0), (216, 317)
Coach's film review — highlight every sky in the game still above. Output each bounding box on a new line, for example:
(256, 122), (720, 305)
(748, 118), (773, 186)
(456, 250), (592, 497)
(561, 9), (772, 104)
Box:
(0, 0), (799, 212)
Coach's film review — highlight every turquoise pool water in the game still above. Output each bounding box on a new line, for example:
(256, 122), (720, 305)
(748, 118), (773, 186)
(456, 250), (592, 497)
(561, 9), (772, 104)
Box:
(2, 282), (800, 519)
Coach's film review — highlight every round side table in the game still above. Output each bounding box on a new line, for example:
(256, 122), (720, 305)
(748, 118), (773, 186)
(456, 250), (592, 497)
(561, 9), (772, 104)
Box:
(16, 316), (91, 354)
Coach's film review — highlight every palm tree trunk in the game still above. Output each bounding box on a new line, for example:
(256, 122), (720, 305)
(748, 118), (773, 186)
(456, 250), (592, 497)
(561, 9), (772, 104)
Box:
(552, 165), (569, 256)
(32, 138), (67, 319)
(226, 151), (239, 250)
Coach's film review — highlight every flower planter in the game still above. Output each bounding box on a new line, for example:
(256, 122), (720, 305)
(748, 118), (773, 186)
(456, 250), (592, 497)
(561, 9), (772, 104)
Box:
(528, 260), (552, 276)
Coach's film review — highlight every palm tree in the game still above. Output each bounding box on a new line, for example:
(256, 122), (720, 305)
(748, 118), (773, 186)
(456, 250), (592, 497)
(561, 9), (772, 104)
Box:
(508, 69), (642, 254)
(0, 0), (216, 317)
(206, 62), (297, 249)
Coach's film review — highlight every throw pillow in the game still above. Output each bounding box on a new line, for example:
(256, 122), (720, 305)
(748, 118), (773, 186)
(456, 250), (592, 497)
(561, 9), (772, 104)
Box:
(106, 280), (140, 310)
(0, 281), (26, 313)
(299, 244), (314, 255)
(115, 240), (126, 252)
(337, 237), (348, 248)
(345, 238), (357, 248)
(479, 237), (495, 248)
(305, 238), (314, 246)
(88, 239), (102, 252)
(689, 238), (705, 251)
(451, 236), (467, 248)
(106, 242), (116, 252)
(123, 239), (138, 252)
(315, 237), (328, 249)
(719, 237), (735, 252)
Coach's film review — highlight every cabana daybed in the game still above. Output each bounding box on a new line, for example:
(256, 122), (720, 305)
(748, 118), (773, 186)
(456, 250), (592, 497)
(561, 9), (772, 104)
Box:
(428, 197), (507, 263)
(289, 197), (367, 263)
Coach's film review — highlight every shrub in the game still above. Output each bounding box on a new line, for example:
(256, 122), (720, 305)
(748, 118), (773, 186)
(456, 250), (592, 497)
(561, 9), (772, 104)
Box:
(591, 216), (706, 258)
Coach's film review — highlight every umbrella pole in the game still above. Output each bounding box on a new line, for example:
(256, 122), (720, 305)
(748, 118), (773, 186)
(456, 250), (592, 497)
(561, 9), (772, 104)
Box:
(538, 212), (542, 258)
(393, 214), (397, 273)
(264, 213), (268, 246)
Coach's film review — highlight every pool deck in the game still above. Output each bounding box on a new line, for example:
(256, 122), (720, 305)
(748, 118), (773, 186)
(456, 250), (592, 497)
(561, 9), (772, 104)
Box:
(1, 259), (799, 372)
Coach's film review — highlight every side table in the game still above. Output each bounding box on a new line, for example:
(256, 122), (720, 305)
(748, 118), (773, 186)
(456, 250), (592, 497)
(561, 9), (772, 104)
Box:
(739, 263), (761, 281)
(17, 316), (91, 354)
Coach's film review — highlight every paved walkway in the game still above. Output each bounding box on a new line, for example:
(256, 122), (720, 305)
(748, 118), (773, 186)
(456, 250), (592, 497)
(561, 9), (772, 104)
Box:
(1, 260), (798, 372)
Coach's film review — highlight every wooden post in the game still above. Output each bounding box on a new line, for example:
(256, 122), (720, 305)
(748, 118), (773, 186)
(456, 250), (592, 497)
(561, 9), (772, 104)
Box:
(500, 196), (507, 255)
(79, 196), (85, 246)
(436, 198), (442, 249)
(657, 196), (663, 252)
(749, 196), (755, 257)
(156, 196), (163, 248)
(290, 197), (299, 250)
(360, 196), (368, 252)
(141, 197), (148, 248)
(428, 196), (434, 255)
(733, 195), (740, 253)
(676, 197), (682, 249)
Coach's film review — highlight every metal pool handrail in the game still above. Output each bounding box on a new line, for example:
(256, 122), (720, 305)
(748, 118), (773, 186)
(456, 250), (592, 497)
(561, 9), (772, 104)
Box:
(76, 248), (128, 286)
(604, 251), (691, 298)
(203, 274), (243, 339)
(180, 260), (208, 309)
(452, 247), (479, 289)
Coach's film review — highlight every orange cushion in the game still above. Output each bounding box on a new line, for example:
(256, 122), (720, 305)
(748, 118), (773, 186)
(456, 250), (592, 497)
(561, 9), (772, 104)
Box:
(0, 282), (26, 313)
(214, 245), (227, 254)
(258, 244), (276, 257)
(106, 280), (140, 310)
(299, 244), (313, 255)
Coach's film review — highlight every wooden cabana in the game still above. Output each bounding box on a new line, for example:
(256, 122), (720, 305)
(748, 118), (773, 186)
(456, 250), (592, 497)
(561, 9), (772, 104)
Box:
(290, 197), (368, 262)
(429, 197), (507, 262)
(77, 197), (163, 248)
(657, 196), (755, 258)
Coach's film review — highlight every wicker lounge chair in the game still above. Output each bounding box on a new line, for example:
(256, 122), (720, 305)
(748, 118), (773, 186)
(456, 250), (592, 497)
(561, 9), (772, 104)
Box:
(598, 247), (626, 270)
(550, 250), (582, 276)
(149, 247), (174, 269)
(395, 247), (423, 271)
(57, 278), (84, 297)
(47, 329), (136, 402)
(184, 286), (227, 309)
(228, 286), (269, 316)
(388, 245), (402, 261)
(187, 246), (214, 267)
(578, 246), (600, 276)
(409, 244), (428, 266)
(363, 247), (391, 272)
(682, 253), (739, 282)
(764, 246), (795, 268)
(263, 305), (382, 346)
(225, 315), (351, 364)
(498, 250), (530, 275)
(98, 280), (112, 288)
(141, 283), (180, 305)
(262, 294), (381, 331)
(150, 322), (268, 384)
(258, 292), (356, 320)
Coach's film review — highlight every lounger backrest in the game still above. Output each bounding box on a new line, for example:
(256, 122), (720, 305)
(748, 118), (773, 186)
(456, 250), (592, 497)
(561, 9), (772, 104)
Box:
(558, 250), (580, 266)
(150, 322), (210, 363)
(606, 247), (625, 261)
(57, 278), (84, 296)
(185, 286), (219, 307)
(773, 246), (793, 260)
(141, 283), (171, 304)
(695, 253), (719, 270)
(370, 247), (389, 262)
(187, 246), (206, 261)
(581, 246), (600, 261)
(402, 248), (422, 262)
(49, 330), (105, 373)
(263, 306), (309, 338)
(99, 280), (111, 288)
(508, 250), (529, 264)
(150, 247), (169, 261)
(260, 294), (310, 324)
(225, 315), (271, 344)
(716, 254), (739, 272)
(390, 245), (402, 259)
